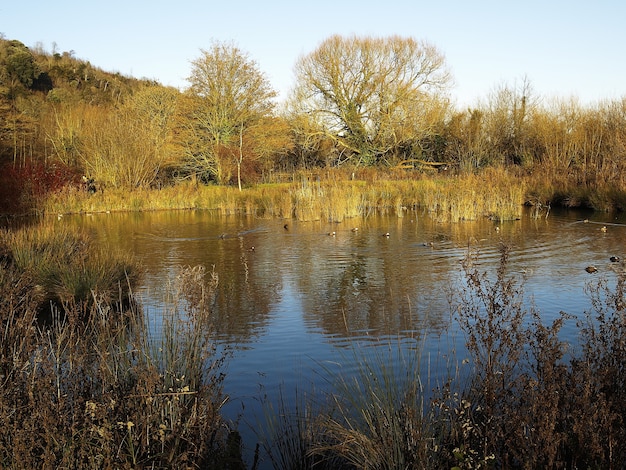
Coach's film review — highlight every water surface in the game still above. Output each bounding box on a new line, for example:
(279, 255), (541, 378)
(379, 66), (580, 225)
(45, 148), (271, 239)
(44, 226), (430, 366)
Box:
(63, 207), (626, 464)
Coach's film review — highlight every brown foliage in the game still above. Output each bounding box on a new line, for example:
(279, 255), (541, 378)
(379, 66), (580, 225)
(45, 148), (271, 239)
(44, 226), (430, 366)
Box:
(0, 261), (232, 469)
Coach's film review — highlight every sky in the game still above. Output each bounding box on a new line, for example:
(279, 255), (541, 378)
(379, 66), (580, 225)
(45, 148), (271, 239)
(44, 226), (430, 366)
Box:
(2, 0), (624, 108)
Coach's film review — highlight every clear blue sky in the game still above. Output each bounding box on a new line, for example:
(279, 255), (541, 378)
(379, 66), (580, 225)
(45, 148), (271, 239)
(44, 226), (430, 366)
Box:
(2, 0), (624, 108)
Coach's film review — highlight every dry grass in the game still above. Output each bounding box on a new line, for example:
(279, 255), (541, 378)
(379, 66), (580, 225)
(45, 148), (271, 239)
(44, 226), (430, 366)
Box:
(0, 223), (139, 309)
(0, 255), (234, 468)
(41, 168), (526, 223)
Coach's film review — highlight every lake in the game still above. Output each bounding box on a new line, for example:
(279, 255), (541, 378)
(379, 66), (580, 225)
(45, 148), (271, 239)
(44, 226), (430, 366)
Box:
(61, 206), (626, 465)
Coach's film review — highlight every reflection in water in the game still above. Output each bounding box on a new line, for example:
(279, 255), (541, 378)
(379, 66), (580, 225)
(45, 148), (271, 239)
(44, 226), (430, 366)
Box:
(61, 207), (626, 347)
(60, 207), (626, 465)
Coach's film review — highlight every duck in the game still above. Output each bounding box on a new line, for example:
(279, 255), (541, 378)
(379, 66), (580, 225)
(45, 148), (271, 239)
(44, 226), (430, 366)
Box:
(328, 231), (336, 237)
(382, 232), (390, 238)
(585, 266), (598, 273)
(601, 226), (607, 233)
(351, 227), (359, 232)
(283, 224), (289, 230)
(610, 256), (620, 263)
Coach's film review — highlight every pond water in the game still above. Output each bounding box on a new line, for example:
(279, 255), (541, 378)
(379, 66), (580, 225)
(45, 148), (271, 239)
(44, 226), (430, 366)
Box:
(61, 206), (626, 465)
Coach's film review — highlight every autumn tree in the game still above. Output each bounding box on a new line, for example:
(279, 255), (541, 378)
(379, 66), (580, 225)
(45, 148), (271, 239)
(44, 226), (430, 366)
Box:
(0, 40), (39, 98)
(289, 35), (451, 166)
(180, 42), (280, 188)
(441, 108), (491, 172)
(483, 77), (537, 166)
(78, 86), (179, 188)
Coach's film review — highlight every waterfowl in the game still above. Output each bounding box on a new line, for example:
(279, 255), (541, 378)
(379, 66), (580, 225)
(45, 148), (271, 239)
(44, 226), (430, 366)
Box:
(610, 256), (620, 263)
(328, 231), (336, 236)
(585, 266), (598, 273)
(601, 226), (607, 233)
(247, 246), (255, 252)
(382, 232), (390, 237)
(284, 224), (289, 230)
(351, 227), (359, 232)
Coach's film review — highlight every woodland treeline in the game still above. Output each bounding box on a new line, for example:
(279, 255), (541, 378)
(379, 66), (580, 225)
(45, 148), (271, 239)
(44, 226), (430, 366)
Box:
(1, 34), (625, 213)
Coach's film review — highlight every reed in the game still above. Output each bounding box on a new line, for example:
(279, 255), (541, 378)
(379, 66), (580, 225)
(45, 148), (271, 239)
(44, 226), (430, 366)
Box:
(0, 262), (233, 468)
(0, 223), (138, 308)
(255, 385), (328, 470)
(40, 169), (527, 223)
(309, 338), (433, 469)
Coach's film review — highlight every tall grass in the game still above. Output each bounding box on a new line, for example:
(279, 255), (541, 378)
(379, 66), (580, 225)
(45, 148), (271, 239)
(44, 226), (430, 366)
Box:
(0, 223), (139, 308)
(41, 168), (526, 223)
(312, 339), (433, 469)
(0, 258), (234, 468)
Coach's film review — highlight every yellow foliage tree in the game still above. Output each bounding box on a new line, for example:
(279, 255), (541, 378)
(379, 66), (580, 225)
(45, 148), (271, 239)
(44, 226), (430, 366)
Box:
(180, 42), (280, 189)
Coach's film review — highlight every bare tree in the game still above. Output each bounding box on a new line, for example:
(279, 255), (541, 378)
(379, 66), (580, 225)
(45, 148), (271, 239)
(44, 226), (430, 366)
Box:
(180, 42), (277, 188)
(289, 35), (452, 165)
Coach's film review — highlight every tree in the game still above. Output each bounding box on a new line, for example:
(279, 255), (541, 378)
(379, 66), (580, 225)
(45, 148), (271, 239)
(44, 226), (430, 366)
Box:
(180, 42), (278, 188)
(483, 77), (537, 166)
(289, 35), (451, 166)
(0, 41), (39, 89)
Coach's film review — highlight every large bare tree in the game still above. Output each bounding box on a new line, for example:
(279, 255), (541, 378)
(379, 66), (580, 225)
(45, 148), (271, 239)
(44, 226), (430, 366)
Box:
(181, 42), (277, 188)
(289, 35), (451, 165)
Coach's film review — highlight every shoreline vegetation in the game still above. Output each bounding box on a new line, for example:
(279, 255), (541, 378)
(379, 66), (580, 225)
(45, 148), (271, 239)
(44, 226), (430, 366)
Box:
(36, 164), (626, 225)
(41, 167), (530, 223)
(33, 165), (623, 222)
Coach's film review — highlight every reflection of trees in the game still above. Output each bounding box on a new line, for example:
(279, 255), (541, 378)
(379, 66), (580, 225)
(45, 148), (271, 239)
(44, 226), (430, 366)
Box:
(68, 210), (539, 346)
(69, 211), (280, 344)
(292, 222), (453, 340)
(210, 234), (281, 342)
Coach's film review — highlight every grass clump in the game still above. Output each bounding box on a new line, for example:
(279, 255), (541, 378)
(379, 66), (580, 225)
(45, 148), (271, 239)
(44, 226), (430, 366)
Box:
(313, 340), (432, 469)
(0, 223), (139, 310)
